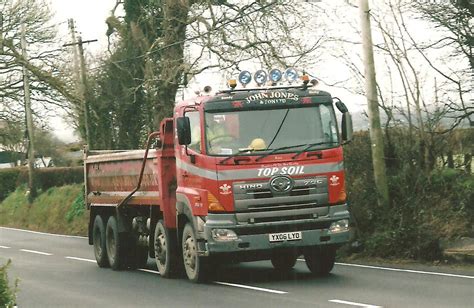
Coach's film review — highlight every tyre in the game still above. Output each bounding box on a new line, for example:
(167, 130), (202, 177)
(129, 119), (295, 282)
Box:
(304, 246), (336, 276)
(92, 215), (109, 268)
(182, 223), (208, 282)
(271, 252), (297, 271)
(154, 219), (179, 278)
(106, 215), (126, 270)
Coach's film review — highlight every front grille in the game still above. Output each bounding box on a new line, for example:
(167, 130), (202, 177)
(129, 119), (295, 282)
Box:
(233, 176), (328, 212)
(232, 176), (330, 223)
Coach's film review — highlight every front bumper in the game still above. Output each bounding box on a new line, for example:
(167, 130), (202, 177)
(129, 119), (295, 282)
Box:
(199, 204), (350, 255)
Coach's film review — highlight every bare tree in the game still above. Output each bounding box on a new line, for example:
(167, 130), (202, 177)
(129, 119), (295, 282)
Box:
(0, 0), (80, 126)
(105, 0), (327, 125)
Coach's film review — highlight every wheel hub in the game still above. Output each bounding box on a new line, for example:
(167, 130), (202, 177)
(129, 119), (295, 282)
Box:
(156, 233), (167, 263)
(184, 236), (196, 270)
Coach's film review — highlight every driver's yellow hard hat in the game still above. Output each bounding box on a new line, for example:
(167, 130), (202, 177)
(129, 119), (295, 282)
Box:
(248, 138), (266, 150)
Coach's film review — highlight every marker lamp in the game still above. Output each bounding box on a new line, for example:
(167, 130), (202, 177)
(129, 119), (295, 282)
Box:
(238, 71), (252, 86)
(228, 79), (237, 89)
(269, 69), (282, 82)
(254, 70), (268, 86)
(285, 68), (298, 83)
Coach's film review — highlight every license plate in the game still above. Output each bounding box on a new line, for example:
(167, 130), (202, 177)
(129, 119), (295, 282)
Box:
(269, 231), (302, 242)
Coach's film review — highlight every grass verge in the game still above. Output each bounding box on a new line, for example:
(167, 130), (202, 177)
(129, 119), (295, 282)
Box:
(0, 184), (88, 236)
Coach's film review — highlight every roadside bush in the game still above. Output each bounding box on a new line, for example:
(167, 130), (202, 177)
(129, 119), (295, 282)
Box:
(66, 190), (85, 223)
(345, 130), (473, 261)
(0, 260), (16, 308)
(0, 167), (84, 202)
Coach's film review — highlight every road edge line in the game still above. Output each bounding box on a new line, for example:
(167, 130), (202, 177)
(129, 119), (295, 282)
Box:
(334, 262), (474, 279)
(0, 226), (87, 239)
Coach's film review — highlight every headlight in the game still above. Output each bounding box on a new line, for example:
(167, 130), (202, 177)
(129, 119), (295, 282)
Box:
(329, 219), (349, 234)
(238, 70), (252, 86)
(284, 67), (298, 83)
(269, 68), (282, 82)
(211, 229), (238, 241)
(254, 70), (268, 86)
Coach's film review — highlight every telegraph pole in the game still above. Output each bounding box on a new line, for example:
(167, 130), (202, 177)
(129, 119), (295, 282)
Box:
(21, 23), (37, 202)
(359, 0), (389, 207)
(63, 33), (97, 148)
(0, 13), (4, 52)
(67, 19), (81, 91)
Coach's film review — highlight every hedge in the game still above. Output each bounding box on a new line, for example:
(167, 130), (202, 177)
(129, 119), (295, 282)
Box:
(0, 169), (20, 201)
(0, 167), (84, 202)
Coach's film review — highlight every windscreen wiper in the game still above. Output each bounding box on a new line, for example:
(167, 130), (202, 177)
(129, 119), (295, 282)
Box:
(219, 148), (265, 164)
(291, 141), (339, 159)
(255, 143), (308, 162)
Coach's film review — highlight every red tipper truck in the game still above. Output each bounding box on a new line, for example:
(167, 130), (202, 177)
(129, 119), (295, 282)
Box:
(84, 69), (353, 282)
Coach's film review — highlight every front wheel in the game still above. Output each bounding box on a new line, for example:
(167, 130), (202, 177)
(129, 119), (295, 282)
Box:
(182, 223), (208, 282)
(154, 220), (179, 278)
(92, 215), (109, 268)
(304, 246), (336, 276)
(271, 252), (297, 271)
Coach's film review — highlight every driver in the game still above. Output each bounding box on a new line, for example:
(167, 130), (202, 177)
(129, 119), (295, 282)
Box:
(207, 119), (234, 154)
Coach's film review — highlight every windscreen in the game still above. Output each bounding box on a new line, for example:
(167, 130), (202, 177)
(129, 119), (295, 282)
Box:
(204, 104), (339, 155)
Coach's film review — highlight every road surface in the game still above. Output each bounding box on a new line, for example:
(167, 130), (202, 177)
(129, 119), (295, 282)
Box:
(1, 227), (473, 307)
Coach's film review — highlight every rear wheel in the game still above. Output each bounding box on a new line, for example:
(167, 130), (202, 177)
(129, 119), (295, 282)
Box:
(304, 246), (336, 276)
(182, 223), (208, 282)
(154, 220), (179, 278)
(92, 215), (109, 268)
(271, 252), (297, 271)
(106, 215), (126, 270)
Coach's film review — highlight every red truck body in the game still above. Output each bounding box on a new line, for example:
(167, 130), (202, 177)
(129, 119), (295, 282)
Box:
(85, 82), (352, 282)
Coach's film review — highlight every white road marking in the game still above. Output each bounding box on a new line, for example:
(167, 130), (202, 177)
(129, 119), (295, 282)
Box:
(65, 256), (96, 263)
(214, 281), (287, 294)
(136, 268), (287, 294)
(138, 269), (160, 274)
(0, 226), (87, 239)
(0, 245), (11, 249)
(20, 249), (52, 256)
(296, 259), (474, 280)
(329, 299), (381, 308)
(335, 262), (474, 280)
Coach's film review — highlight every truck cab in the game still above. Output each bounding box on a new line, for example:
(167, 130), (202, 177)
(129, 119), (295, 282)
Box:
(174, 73), (353, 281)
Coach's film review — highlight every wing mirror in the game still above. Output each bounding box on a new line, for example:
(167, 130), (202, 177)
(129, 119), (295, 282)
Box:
(334, 97), (353, 144)
(176, 116), (191, 145)
(341, 112), (353, 143)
